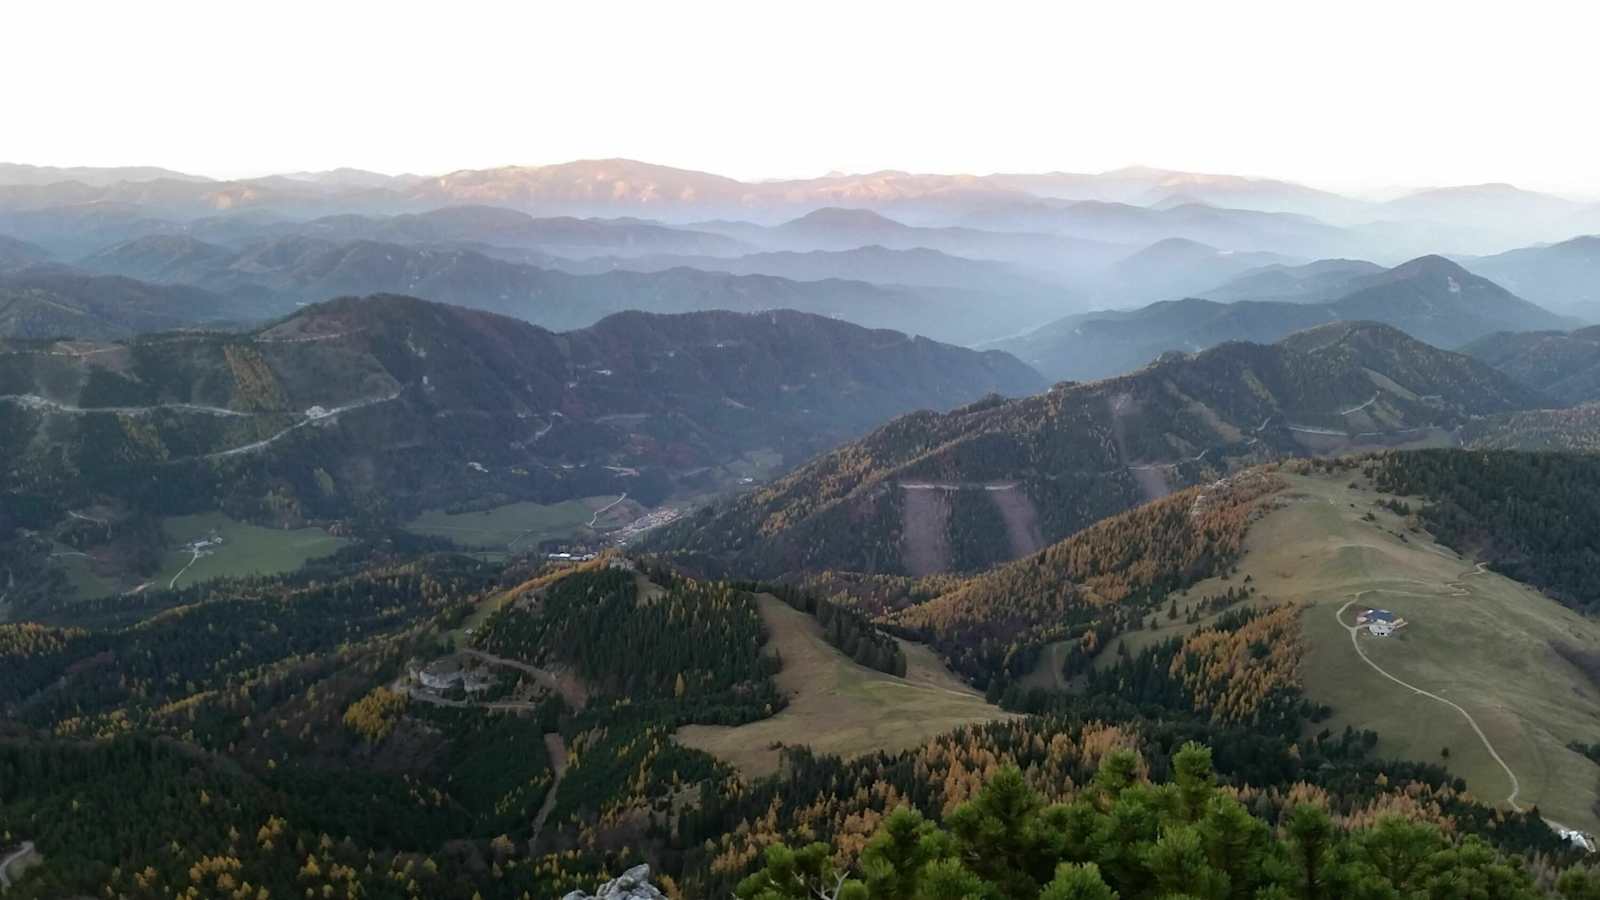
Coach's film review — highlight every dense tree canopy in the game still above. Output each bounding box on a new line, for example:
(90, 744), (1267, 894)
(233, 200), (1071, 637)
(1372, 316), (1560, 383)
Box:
(738, 746), (1575, 900)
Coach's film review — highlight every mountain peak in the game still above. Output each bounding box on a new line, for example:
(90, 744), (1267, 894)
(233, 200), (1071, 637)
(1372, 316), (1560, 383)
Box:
(1373, 254), (1528, 297)
(782, 207), (905, 229)
(1276, 319), (1411, 351)
(1121, 236), (1221, 261)
(1383, 254), (1473, 280)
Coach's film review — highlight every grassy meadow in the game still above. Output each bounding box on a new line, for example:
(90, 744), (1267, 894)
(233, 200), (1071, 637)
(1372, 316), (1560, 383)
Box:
(1099, 471), (1600, 833)
(47, 512), (349, 602)
(405, 496), (630, 552)
(676, 594), (1014, 777)
(157, 512), (349, 590)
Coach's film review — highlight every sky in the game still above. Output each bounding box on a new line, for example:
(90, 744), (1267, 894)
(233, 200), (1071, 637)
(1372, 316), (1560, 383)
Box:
(6, 0), (1600, 196)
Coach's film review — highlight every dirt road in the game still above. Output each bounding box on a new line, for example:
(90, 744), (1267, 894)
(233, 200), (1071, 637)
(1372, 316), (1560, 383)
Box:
(531, 734), (570, 845)
(1334, 598), (1572, 833)
(461, 649), (589, 711)
(0, 841), (39, 890)
(207, 390), (401, 458)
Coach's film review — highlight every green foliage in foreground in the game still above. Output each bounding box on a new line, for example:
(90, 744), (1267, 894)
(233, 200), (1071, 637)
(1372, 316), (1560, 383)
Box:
(738, 743), (1586, 900)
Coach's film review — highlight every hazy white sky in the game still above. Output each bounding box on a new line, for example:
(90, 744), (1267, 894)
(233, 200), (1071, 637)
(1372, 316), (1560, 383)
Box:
(6, 0), (1599, 195)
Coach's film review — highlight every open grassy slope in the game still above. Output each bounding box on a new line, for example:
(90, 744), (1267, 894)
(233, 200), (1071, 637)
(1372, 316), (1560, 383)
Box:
(405, 496), (631, 552)
(156, 512), (348, 589)
(1125, 470), (1600, 832)
(675, 594), (1014, 776)
(49, 511), (348, 601)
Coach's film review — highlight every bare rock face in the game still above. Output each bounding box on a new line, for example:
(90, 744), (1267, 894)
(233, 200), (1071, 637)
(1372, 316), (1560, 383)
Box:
(561, 864), (666, 900)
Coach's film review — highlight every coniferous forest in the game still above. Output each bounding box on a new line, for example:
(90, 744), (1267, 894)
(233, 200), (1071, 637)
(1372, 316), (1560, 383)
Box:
(11, 450), (1600, 897)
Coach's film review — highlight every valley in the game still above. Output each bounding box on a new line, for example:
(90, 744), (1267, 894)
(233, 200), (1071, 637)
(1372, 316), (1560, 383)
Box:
(33, 510), (349, 609)
(405, 496), (634, 555)
(0, 299), (1038, 616)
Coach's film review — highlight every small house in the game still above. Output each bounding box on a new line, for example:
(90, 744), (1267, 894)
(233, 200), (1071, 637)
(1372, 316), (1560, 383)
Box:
(1358, 608), (1398, 637)
(1560, 828), (1596, 854)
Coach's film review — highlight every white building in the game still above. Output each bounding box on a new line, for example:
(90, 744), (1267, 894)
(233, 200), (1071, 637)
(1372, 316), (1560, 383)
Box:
(1560, 828), (1596, 854)
(1357, 608), (1400, 637)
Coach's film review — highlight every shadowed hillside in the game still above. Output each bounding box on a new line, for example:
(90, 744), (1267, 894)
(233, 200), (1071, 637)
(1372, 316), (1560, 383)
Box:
(0, 296), (1040, 607)
(650, 321), (1541, 577)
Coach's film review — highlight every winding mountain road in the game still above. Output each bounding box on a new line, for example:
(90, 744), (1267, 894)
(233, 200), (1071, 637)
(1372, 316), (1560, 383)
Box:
(588, 493), (628, 527)
(206, 391), (402, 459)
(1339, 394), (1380, 416)
(3, 389), (405, 460)
(0, 841), (38, 890)
(530, 734), (570, 846)
(0, 394), (252, 417)
(1335, 597), (1570, 833)
(460, 649), (588, 711)
(169, 545), (206, 589)
(1127, 448), (1211, 471)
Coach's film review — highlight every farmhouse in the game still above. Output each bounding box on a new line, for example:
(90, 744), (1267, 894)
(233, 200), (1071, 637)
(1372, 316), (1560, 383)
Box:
(1356, 608), (1401, 637)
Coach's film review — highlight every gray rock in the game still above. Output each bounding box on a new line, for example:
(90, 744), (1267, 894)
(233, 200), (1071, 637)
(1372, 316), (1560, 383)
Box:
(562, 864), (666, 900)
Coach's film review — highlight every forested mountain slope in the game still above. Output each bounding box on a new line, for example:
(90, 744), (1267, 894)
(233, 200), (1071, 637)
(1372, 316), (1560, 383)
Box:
(1464, 325), (1600, 405)
(3, 530), (1581, 899)
(651, 321), (1542, 577)
(0, 295), (1039, 608)
(0, 269), (251, 340)
(744, 452), (1600, 835)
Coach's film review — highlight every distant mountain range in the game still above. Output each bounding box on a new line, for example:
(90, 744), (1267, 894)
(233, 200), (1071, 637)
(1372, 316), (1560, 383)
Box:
(651, 320), (1543, 577)
(3, 157), (1598, 362)
(1461, 235), (1600, 318)
(689, 207), (1127, 272)
(539, 244), (1066, 296)
(1197, 258), (1386, 303)
(1094, 238), (1295, 306)
(73, 233), (1061, 343)
(0, 296), (1041, 540)
(0, 269), (249, 340)
(268, 205), (754, 257)
(982, 166), (1373, 223)
(994, 256), (1574, 381)
(0, 234), (52, 271)
(5, 158), (1598, 256)
(0, 162), (211, 188)
(954, 200), (1360, 259)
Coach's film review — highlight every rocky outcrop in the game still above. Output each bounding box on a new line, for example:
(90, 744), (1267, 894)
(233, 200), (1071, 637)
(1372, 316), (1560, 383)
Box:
(561, 864), (666, 900)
